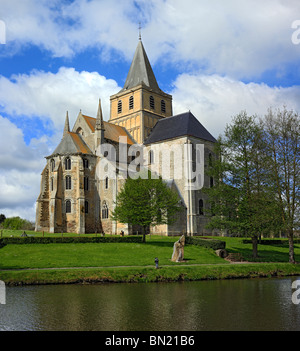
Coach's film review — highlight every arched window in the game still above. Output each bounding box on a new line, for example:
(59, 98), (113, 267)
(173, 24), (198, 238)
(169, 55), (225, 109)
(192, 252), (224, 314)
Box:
(149, 150), (154, 164)
(118, 100), (122, 114)
(129, 96), (134, 110)
(84, 177), (89, 191)
(105, 177), (109, 189)
(50, 159), (55, 172)
(102, 201), (109, 219)
(161, 100), (166, 113)
(199, 199), (204, 215)
(85, 201), (89, 214)
(76, 127), (84, 136)
(66, 200), (71, 213)
(65, 157), (71, 170)
(149, 96), (155, 110)
(65, 176), (72, 190)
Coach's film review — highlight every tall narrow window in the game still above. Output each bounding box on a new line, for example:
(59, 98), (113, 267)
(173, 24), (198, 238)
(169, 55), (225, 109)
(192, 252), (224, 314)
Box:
(161, 100), (166, 113)
(51, 178), (54, 191)
(129, 96), (134, 110)
(118, 100), (122, 114)
(199, 199), (204, 215)
(65, 176), (72, 190)
(85, 201), (89, 214)
(149, 150), (154, 164)
(50, 159), (55, 172)
(102, 201), (109, 219)
(149, 96), (155, 110)
(84, 177), (89, 191)
(83, 158), (89, 169)
(105, 177), (109, 189)
(211, 202), (216, 216)
(209, 153), (213, 167)
(65, 157), (71, 170)
(210, 177), (214, 188)
(66, 200), (71, 213)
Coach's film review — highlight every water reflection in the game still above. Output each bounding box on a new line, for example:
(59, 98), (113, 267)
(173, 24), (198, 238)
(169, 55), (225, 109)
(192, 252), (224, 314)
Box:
(1, 277), (300, 331)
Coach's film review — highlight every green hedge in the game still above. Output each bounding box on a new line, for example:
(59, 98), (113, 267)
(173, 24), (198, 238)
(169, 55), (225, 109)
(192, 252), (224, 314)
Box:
(185, 236), (226, 250)
(0, 235), (143, 247)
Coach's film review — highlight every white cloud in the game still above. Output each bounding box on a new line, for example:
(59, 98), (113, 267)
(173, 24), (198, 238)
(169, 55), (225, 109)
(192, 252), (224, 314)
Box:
(171, 73), (300, 138)
(0, 67), (120, 132)
(141, 0), (300, 79)
(0, 116), (44, 221)
(0, 68), (121, 222)
(1, 0), (300, 223)
(1, 0), (300, 79)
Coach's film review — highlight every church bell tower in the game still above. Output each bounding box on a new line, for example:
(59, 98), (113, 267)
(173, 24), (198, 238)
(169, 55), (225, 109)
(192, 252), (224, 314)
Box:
(109, 39), (173, 144)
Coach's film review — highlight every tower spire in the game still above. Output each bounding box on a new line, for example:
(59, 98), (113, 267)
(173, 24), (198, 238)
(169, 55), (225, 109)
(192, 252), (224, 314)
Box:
(63, 111), (70, 137)
(96, 98), (104, 130)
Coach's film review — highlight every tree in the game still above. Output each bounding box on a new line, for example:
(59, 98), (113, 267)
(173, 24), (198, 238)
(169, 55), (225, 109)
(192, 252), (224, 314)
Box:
(205, 112), (281, 258)
(0, 214), (6, 224)
(111, 172), (182, 242)
(261, 107), (300, 263)
(2, 216), (34, 230)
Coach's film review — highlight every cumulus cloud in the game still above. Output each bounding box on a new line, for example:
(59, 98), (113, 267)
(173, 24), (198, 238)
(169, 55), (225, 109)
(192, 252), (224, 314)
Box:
(2, 0), (300, 79)
(0, 116), (45, 221)
(0, 116), (46, 171)
(0, 67), (120, 132)
(171, 73), (300, 138)
(1, 0), (300, 223)
(1, 0), (139, 58)
(0, 68), (121, 221)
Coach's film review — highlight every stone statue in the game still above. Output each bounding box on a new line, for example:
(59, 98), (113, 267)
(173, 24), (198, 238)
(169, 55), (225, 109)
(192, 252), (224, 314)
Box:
(171, 235), (185, 262)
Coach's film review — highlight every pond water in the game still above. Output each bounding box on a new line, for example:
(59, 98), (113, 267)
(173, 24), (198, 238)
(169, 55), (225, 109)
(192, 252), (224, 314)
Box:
(1, 277), (300, 331)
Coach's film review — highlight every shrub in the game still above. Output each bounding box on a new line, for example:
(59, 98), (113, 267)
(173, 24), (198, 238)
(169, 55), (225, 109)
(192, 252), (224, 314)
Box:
(0, 235), (144, 247)
(185, 236), (226, 250)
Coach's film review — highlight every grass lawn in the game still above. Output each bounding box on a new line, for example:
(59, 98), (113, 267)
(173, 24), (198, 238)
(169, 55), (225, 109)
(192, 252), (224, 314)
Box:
(212, 236), (300, 263)
(2, 231), (300, 285)
(0, 235), (225, 270)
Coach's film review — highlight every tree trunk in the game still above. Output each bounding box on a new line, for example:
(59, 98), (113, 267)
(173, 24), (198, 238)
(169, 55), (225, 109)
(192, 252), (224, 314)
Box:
(251, 236), (258, 258)
(288, 229), (295, 264)
(142, 226), (146, 243)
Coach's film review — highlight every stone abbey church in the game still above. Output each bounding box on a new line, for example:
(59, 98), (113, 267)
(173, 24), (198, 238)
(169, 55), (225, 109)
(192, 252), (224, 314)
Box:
(35, 39), (217, 236)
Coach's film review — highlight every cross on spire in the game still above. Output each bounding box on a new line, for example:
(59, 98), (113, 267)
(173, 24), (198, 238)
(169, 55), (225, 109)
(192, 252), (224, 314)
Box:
(139, 22), (142, 41)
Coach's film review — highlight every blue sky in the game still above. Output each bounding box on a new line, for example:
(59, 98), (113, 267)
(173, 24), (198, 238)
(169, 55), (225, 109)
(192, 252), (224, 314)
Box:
(0, 0), (300, 221)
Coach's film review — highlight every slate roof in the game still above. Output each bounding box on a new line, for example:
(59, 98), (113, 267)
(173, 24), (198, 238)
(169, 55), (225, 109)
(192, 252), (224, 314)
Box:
(144, 111), (216, 145)
(119, 40), (161, 93)
(50, 132), (93, 156)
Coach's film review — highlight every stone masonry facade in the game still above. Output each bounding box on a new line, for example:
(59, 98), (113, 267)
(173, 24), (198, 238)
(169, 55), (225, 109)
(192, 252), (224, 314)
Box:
(35, 39), (217, 236)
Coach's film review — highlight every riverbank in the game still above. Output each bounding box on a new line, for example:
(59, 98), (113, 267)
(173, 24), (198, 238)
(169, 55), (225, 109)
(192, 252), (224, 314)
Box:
(2, 262), (300, 286)
(1, 233), (300, 286)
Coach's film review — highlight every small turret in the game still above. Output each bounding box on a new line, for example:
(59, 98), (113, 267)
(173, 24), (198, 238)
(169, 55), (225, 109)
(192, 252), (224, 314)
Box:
(95, 99), (105, 149)
(63, 111), (70, 137)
